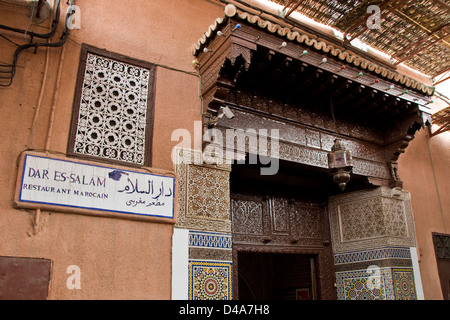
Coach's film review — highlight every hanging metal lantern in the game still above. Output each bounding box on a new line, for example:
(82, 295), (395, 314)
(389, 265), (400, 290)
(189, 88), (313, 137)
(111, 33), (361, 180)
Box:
(328, 138), (353, 191)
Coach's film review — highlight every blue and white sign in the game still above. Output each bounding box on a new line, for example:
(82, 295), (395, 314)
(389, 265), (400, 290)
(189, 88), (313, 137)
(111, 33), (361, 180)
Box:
(18, 154), (175, 218)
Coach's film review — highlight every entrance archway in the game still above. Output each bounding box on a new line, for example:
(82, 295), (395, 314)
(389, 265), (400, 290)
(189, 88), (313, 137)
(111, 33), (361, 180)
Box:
(192, 8), (431, 300)
(230, 158), (366, 300)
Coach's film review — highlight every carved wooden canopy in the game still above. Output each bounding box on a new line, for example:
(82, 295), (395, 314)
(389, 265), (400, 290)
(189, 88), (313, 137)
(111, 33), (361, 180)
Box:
(193, 7), (434, 189)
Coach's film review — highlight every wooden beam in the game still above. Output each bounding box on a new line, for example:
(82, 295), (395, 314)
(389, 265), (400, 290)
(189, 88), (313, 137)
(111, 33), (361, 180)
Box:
(432, 0), (450, 11)
(308, 75), (338, 110)
(434, 74), (450, 86)
(284, 63), (313, 104)
(333, 83), (360, 111)
(283, 0), (298, 10)
(271, 57), (298, 92)
(353, 91), (389, 117)
(283, 0), (302, 18)
(344, 87), (375, 115)
(368, 104), (390, 121)
(392, 23), (450, 60)
(392, 8), (450, 47)
(316, 77), (351, 106)
(393, 24), (450, 65)
(264, 57), (294, 97)
(430, 116), (450, 137)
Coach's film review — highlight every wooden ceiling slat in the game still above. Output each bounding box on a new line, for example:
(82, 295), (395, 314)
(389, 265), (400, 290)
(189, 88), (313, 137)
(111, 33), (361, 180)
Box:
(268, 0), (450, 77)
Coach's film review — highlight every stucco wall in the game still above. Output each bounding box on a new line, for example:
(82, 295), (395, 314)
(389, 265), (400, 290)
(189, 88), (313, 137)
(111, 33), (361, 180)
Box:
(1, 0), (448, 300)
(398, 97), (450, 300)
(0, 0), (223, 299)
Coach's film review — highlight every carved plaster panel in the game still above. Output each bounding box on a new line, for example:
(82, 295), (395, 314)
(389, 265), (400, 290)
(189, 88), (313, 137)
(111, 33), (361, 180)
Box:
(174, 148), (231, 233)
(338, 198), (386, 242)
(187, 165), (230, 220)
(291, 201), (323, 241)
(328, 187), (416, 253)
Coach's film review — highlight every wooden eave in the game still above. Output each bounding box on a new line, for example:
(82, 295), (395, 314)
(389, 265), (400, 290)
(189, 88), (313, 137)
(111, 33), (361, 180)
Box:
(193, 11), (434, 122)
(193, 9), (435, 96)
(193, 7), (436, 188)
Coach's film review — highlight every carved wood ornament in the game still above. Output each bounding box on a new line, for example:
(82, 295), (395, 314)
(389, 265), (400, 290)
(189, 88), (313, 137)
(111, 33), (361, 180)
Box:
(193, 5), (434, 300)
(194, 6), (433, 188)
(231, 194), (336, 299)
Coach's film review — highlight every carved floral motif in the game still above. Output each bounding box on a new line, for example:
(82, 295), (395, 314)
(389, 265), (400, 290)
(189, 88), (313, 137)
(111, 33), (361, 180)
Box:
(329, 187), (416, 253)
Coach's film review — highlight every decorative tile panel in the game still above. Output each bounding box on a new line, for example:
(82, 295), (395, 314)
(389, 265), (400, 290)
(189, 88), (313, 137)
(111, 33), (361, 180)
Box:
(336, 268), (394, 300)
(392, 268), (416, 300)
(188, 260), (233, 300)
(330, 188), (418, 300)
(334, 247), (411, 265)
(333, 247), (418, 300)
(187, 230), (233, 300)
(337, 265), (419, 300)
(189, 231), (232, 250)
(74, 53), (151, 165)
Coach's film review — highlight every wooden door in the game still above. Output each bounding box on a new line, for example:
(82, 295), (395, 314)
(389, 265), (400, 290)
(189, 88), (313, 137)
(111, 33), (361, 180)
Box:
(231, 194), (336, 300)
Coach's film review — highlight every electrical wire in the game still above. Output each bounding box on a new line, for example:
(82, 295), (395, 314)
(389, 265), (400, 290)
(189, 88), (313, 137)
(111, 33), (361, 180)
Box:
(0, 0), (74, 87)
(0, 0), (61, 39)
(0, 33), (20, 46)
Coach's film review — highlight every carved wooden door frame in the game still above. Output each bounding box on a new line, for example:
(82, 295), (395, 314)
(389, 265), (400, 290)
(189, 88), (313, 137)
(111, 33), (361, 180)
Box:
(231, 194), (336, 300)
(232, 244), (336, 300)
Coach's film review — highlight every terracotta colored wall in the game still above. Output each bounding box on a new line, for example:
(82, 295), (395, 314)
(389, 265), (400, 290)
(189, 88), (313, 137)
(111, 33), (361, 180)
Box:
(0, 0), (223, 299)
(1, 0), (448, 300)
(398, 97), (450, 300)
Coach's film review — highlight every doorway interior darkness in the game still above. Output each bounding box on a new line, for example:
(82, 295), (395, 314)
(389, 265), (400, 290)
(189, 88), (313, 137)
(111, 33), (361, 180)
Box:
(230, 156), (374, 300)
(230, 156), (373, 200)
(238, 251), (317, 300)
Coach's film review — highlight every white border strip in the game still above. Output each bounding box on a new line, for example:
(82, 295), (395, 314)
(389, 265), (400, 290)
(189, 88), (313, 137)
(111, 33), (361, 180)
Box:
(171, 228), (189, 300)
(410, 247), (425, 300)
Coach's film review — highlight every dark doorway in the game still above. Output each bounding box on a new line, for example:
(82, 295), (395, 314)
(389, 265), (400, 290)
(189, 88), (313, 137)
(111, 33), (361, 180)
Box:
(230, 156), (372, 201)
(238, 251), (317, 300)
(231, 158), (339, 300)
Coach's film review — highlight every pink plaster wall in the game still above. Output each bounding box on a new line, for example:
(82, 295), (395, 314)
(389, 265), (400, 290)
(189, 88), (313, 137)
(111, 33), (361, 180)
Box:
(398, 97), (450, 300)
(1, 0), (448, 300)
(0, 0), (223, 299)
